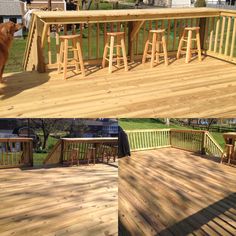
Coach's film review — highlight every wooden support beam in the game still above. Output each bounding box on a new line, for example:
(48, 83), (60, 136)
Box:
(130, 21), (144, 42)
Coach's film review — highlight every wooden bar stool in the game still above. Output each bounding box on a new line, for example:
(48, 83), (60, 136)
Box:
(221, 144), (234, 164)
(85, 147), (96, 165)
(142, 29), (168, 68)
(58, 34), (85, 79)
(177, 26), (202, 64)
(102, 32), (128, 74)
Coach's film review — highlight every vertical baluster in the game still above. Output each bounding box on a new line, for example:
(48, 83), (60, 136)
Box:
(88, 23), (91, 59)
(173, 19), (177, 51)
(208, 17), (215, 51)
(225, 17), (231, 56)
(47, 26), (52, 65)
(214, 17), (220, 53)
(96, 23), (100, 59)
(219, 16), (226, 55)
(167, 20), (171, 51)
(230, 17), (236, 59)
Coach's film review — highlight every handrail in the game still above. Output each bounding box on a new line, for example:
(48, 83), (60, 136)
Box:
(204, 132), (223, 157)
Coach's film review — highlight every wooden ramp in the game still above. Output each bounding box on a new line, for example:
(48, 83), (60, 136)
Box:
(1, 57), (236, 118)
(119, 148), (236, 236)
(0, 164), (118, 236)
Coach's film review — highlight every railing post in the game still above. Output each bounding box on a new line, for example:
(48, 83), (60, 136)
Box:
(128, 22), (134, 62)
(29, 140), (33, 167)
(60, 140), (64, 164)
(201, 131), (206, 155)
(199, 17), (207, 50)
(170, 129), (172, 147)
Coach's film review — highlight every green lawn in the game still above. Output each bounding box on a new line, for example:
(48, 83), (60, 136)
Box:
(119, 118), (225, 148)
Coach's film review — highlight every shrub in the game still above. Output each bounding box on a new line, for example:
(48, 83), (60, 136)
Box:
(194, 0), (206, 7)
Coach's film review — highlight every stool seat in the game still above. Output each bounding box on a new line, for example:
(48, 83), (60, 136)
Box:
(142, 29), (168, 68)
(185, 26), (200, 31)
(59, 34), (81, 40)
(177, 26), (202, 63)
(102, 31), (128, 73)
(107, 32), (125, 36)
(150, 29), (165, 33)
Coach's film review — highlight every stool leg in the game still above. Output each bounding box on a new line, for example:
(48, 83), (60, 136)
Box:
(76, 40), (85, 77)
(156, 41), (160, 64)
(117, 36), (121, 68)
(142, 39), (150, 64)
(177, 30), (185, 59)
(186, 30), (192, 64)
(72, 39), (79, 73)
(108, 35), (115, 74)
(58, 41), (64, 74)
(150, 33), (157, 68)
(162, 33), (168, 66)
(102, 41), (109, 68)
(196, 29), (202, 62)
(63, 39), (68, 80)
(121, 37), (128, 72)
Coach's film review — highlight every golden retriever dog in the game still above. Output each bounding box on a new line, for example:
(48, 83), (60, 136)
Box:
(0, 21), (22, 83)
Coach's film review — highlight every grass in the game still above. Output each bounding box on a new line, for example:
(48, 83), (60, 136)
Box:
(119, 118), (225, 148)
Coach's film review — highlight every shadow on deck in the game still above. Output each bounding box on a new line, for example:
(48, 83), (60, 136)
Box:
(119, 148), (236, 235)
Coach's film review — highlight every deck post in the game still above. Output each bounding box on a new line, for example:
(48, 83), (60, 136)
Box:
(199, 17), (207, 50)
(60, 140), (64, 164)
(128, 22), (134, 62)
(29, 140), (34, 167)
(201, 131), (206, 155)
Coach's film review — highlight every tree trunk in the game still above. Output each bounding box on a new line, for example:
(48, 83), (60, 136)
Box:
(42, 133), (49, 149)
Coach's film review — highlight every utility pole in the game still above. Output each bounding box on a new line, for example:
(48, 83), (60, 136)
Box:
(48, 0), (52, 10)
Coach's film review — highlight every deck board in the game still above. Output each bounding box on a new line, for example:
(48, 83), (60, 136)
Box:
(0, 164), (118, 236)
(1, 57), (236, 117)
(119, 148), (236, 236)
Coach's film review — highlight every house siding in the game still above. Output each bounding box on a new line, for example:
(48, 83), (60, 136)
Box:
(2, 16), (23, 37)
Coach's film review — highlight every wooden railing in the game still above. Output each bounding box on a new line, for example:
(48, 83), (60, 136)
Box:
(23, 8), (236, 72)
(170, 129), (204, 153)
(205, 10), (236, 63)
(0, 138), (33, 168)
(126, 129), (171, 151)
(126, 129), (223, 158)
(204, 132), (224, 158)
(44, 137), (118, 165)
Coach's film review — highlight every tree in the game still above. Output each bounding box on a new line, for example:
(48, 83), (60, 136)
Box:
(194, 0), (206, 7)
(30, 119), (65, 149)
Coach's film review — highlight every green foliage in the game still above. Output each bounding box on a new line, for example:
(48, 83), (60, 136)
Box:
(194, 0), (206, 7)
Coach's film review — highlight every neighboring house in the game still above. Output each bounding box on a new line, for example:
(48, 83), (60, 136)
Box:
(153, 0), (191, 7)
(70, 119), (119, 137)
(0, 0), (23, 37)
(21, 0), (66, 10)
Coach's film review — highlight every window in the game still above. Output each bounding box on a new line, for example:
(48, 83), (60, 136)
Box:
(9, 17), (17, 23)
(0, 17), (3, 23)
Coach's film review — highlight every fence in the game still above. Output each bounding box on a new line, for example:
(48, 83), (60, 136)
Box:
(0, 138), (33, 168)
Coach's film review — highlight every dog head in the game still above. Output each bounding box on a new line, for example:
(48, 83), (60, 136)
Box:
(0, 21), (22, 38)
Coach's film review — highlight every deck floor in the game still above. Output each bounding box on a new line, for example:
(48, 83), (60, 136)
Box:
(119, 148), (236, 236)
(1, 56), (236, 117)
(0, 164), (118, 236)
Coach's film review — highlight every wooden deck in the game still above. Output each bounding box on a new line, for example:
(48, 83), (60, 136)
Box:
(0, 164), (118, 236)
(119, 148), (236, 236)
(1, 56), (236, 117)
